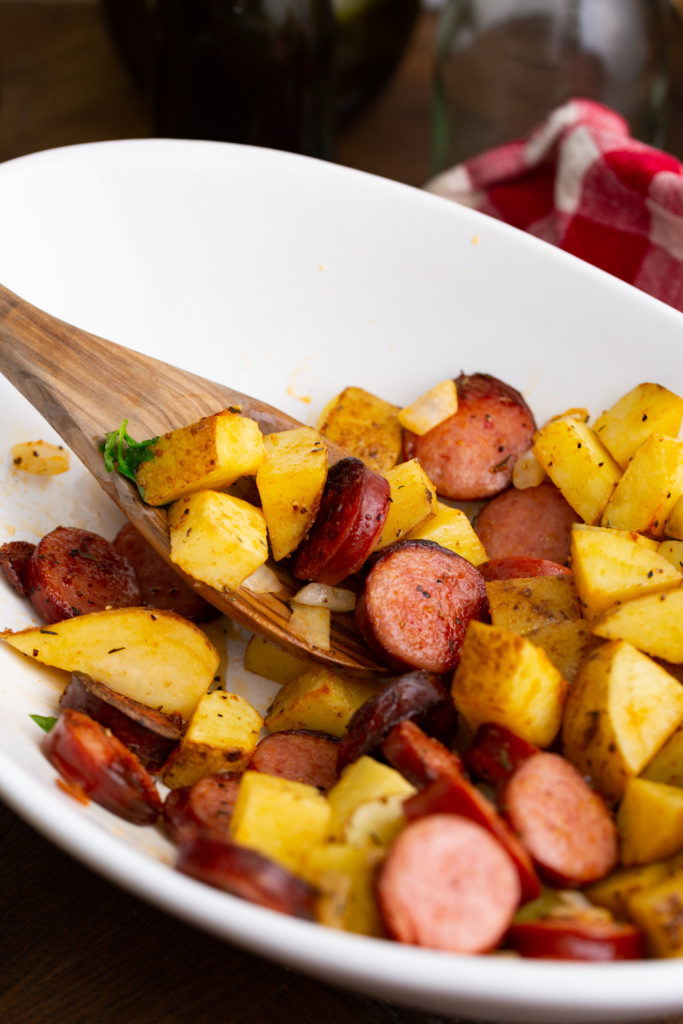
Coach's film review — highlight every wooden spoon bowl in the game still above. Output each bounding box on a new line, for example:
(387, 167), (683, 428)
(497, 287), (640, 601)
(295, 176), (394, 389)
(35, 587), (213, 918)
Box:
(0, 283), (387, 674)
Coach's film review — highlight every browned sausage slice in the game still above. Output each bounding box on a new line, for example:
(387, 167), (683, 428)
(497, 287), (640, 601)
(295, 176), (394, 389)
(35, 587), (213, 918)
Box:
(336, 671), (457, 773)
(0, 540), (35, 596)
(163, 773), (242, 842)
(176, 835), (317, 919)
(114, 523), (217, 621)
(293, 457), (390, 585)
(463, 723), (540, 788)
(41, 708), (162, 825)
(377, 814), (521, 953)
(59, 671), (183, 764)
(475, 482), (580, 563)
(507, 919), (645, 961)
(248, 730), (339, 791)
(479, 557), (572, 582)
(403, 774), (541, 904)
(403, 373), (536, 501)
(25, 526), (141, 623)
(380, 719), (464, 788)
(502, 751), (618, 887)
(355, 539), (488, 673)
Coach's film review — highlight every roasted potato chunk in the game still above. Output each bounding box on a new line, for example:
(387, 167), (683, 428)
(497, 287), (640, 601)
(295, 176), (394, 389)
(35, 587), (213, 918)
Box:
(256, 427), (327, 561)
(264, 667), (383, 738)
(486, 575), (580, 635)
(2, 608), (219, 720)
(532, 419), (621, 525)
(593, 383), (683, 469)
(601, 435), (683, 537)
(12, 440), (69, 475)
(136, 408), (265, 506)
(562, 640), (683, 803)
(593, 586), (683, 662)
(617, 778), (683, 866)
(168, 490), (268, 592)
(406, 502), (487, 566)
(163, 690), (263, 789)
(316, 386), (402, 474)
(451, 620), (567, 746)
(326, 755), (415, 842)
(374, 459), (437, 551)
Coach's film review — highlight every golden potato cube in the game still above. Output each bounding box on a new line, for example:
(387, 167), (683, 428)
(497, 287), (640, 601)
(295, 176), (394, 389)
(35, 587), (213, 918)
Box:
(341, 793), (411, 850)
(601, 435), (683, 537)
(397, 380), (457, 435)
(532, 419), (621, 524)
(168, 490), (268, 592)
(316, 386), (402, 474)
(264, 667), (383, 738)
(243, 635), (314, 686)
(617, 777), (683, 867)
(2, 607), (218, 720)
(374, 459), (437, 550)
(527, 618), (600, 683)
(627, 872), (683, 956)
(642, 727), (683, 787)
(570, 524), (679, 619)
(486, 575), (580, 635)
(136, 408), (265, 506)
(665, 496), (683, 541)
(12, 440), (69, 475)
(658, 539), (683, 573)
(593, 382), (683, 469)
(562, 640), (683, 803)
(163, 689), (263, 789)
(451, 621), (567, 746)
(256, 427), (327, 561)
(288, 602), (331, 652)
(406, 502), (487, 566)
(586, 861), (673, 919)
(327, 755), (416, 841)
(593, 586), (683, 662)
(304, 842), (385, 936)
(229, 770), (330, 874)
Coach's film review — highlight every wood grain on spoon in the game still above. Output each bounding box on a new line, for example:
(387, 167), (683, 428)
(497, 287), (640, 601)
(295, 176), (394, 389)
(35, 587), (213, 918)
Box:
(0, 283), (387, 674)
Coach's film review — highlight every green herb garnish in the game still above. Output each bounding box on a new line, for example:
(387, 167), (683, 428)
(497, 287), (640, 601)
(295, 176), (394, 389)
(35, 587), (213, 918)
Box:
(101, 420), (159, 488)
(30, 714), (57, 733)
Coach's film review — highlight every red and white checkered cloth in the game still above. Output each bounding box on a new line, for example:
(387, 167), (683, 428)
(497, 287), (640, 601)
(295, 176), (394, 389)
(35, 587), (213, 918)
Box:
(426, 99), (683, 313)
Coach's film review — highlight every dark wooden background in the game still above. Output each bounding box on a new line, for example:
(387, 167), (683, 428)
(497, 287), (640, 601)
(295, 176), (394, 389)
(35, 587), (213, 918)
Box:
(1, 4), (683, 1023)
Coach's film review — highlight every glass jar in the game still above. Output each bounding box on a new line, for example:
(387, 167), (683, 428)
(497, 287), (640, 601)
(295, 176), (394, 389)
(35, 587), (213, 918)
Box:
(150, 0), (336, 160)
(431, 0), (669, 175)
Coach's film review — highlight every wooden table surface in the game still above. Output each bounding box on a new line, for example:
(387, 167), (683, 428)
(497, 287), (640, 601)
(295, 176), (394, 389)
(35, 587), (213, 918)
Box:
(2, 5), (683, 1024)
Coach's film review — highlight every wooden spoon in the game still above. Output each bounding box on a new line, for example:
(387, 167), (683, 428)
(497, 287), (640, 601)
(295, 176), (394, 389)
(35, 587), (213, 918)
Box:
(0, 283), (386, 674)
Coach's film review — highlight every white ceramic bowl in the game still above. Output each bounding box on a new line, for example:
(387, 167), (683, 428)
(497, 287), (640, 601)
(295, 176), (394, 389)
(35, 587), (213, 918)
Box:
(0, 140), (681, 1023)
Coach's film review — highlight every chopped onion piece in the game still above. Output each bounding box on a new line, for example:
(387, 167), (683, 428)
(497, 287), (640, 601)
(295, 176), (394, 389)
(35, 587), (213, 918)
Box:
(513, 448), (546, 490)
(398, 379), (458, 436)
(242, 563), (282, 593)
(288, 601), (331, 651)
(292, 582), (356, 612)
(546, 406), (590, 425)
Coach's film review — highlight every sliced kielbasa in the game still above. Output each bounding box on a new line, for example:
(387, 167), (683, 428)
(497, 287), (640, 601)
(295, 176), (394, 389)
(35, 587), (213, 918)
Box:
(502, 751), (618, 887)
(380, 719), (464, 789)
(474, 482), (580, 564)
(355, 539), (488, 674)
(377, 814), (521, 953)
(463, 723), (540, 789)
(479, 557), (572, 582)
(25, 526), (141, 623)
(336, 671), (457, 774)
(248, 730), (339, 791)
(403, 774), (541, 904)
(0, 540), (35, 596)
(292, 457), (390, 585)
(176, 835), (317, 919)
(163, 773), (242, 843)
(113, 523), (216, 622)
(402, 373), (536, 501)
(41, 708), (162, 825)
(59, 671), (183, 765)
(507, 919), (645, 961)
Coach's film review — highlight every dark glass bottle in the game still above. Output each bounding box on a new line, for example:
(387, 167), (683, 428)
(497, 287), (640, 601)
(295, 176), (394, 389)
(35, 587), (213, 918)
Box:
(150, 0), (336, 160)
(432, 0), (669, 175)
